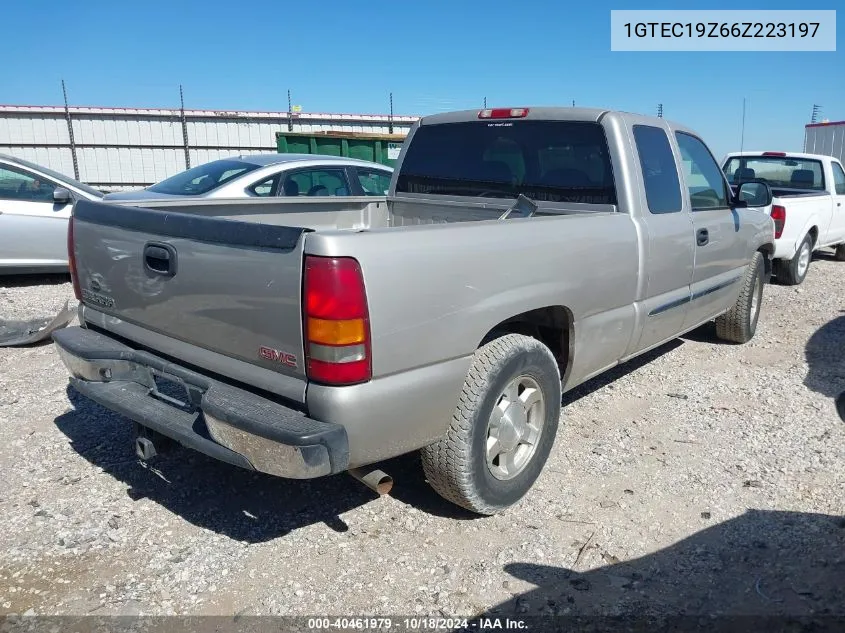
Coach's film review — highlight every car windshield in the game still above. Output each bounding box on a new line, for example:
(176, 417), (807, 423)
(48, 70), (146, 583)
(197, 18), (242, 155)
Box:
(147, 159), (262, 195)
(723, 156), (826, 191)
(395, 120), (617, 205)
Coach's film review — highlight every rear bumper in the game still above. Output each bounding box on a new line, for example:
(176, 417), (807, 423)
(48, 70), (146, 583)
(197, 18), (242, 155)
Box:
(52, 326), (349, 479)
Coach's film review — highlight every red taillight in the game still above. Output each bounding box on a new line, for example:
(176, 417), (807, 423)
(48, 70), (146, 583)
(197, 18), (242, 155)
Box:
(762, 152), (787, 157)
(478, 108), (529, 119)
(303, 256), (371, 386)
(771, 205), (786, 239)
(67, 215), (82, 301)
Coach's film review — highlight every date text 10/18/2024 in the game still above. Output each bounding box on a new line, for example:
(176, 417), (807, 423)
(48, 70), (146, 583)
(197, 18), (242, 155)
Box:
(307, 617), (528, 630)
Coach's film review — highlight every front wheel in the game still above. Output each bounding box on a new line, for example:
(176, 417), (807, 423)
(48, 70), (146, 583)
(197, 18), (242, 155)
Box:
(421, 334), (561, 515)
(715, 251), (765, 344)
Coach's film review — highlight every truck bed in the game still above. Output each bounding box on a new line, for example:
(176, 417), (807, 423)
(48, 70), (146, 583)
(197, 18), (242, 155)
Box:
(111, 195), (608, 233)
(71, 196), (618, 406)
(770, 188), (830, 199)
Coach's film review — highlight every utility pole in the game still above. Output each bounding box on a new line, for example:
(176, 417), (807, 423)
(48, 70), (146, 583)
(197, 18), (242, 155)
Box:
(287, 89), (293, 131)
(179, 85), (190, 169)
(740, 97), (747, 154)
(657, 103), (663, 118)
(483, 96), (487, 108)
(811, 104), (821, 124)
(61, 80), (80, 180)
(389, 92), (394, 134)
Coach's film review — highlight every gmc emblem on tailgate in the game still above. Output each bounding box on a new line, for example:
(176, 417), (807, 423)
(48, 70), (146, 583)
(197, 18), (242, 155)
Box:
(258, 346), (297, 368)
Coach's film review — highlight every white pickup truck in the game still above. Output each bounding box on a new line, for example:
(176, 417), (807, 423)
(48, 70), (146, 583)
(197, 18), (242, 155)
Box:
(722, 151), (845, 285)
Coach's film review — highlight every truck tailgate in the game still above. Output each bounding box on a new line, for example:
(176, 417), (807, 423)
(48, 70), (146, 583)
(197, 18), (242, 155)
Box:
(71, 199), (311, 400)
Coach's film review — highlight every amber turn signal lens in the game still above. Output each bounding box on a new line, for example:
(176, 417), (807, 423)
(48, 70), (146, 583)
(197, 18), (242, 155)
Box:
(307, 317), (366, 346)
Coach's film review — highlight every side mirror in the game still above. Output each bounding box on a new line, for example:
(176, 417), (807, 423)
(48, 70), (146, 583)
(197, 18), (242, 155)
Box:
(736, 180), (772, 208)
(53, 187), (72, 205)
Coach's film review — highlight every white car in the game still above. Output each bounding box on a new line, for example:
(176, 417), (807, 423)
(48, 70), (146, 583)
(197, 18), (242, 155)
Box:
(723, 151), (845, 285)
(0, 154), (104, 275)
(103, 154), (394, 202)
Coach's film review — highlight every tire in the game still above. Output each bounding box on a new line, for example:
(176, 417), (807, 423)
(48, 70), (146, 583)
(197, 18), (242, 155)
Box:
(834, 244), (845, 262)
(776, 234), (813, 285)
(421, 333), (562, 515)
(715, 251), (765, 344)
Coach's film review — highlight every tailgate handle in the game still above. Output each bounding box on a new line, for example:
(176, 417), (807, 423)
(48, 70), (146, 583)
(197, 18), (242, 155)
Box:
(143, 242), (178, 277)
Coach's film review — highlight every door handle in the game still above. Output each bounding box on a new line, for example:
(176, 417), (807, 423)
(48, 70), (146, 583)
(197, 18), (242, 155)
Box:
(143, 242), (178, 277)
(696, 228), (709, 246)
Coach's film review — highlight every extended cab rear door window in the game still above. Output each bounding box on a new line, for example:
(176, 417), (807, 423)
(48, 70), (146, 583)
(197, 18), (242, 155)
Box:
(675, 132), (730, 210)
(395, 120), (617, 205)
(632, 125), (682, 214)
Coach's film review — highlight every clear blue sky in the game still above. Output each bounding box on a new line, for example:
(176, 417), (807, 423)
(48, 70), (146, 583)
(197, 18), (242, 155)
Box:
(1, 0), (841, 159)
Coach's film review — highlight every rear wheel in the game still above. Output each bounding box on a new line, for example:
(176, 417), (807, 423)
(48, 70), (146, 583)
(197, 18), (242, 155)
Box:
(421, 334), (561, 515)
(776, 234), (813, 285)
(715, 251), (765, 344)
(834, 244), (845, 261)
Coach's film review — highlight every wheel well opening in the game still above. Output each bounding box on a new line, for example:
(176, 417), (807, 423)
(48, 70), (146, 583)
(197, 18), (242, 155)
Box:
(808, 226), (819, 246)
(480, 306), (573, 384)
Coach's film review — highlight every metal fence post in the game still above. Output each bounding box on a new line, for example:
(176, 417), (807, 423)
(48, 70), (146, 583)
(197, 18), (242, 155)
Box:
(61, 80), (80, 180)
(180, 85), (191, 169)
(288, 90), (293, 132)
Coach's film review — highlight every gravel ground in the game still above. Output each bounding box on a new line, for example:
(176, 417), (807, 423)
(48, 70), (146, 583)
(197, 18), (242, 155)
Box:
(0, 258), (843, 621)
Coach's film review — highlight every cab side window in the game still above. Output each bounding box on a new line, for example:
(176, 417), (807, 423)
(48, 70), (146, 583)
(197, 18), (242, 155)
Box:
(675, 132), (729, 210)
(632, 125), (682, 214)
(832, 162), (845, 195)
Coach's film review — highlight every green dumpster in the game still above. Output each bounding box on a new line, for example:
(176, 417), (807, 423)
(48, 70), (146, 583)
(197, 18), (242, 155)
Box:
(276, 131), (407, 168)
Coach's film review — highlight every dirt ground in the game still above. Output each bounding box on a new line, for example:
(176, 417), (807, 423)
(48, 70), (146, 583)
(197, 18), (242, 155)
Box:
(0, 256), (843, 625)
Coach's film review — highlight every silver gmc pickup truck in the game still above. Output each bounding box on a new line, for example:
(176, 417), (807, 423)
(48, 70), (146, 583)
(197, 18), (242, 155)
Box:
(54, 107), (776, 515)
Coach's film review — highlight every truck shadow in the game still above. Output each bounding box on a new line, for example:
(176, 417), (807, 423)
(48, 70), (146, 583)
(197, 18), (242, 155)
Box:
(810, 250), (839, 263)
(803, 314), (845, 404)
(54, 385), (474, 543)
(479, 509), (845, 626)
(0, 273), (70, 288)
(562, 339), (683, 406)
(49, 333), (761, 537)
